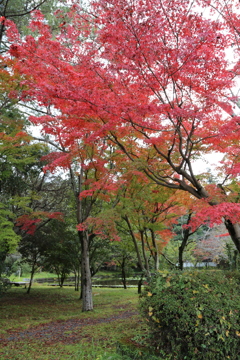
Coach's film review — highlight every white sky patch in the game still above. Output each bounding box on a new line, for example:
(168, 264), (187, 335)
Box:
(192, 152), (224, 173)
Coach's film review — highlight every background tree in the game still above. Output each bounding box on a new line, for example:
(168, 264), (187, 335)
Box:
(109, 237), (137, 289)
(19, 232), (46, 294)
(0, 206), (20, 276)
(118, 174), (178, 272)
(31, 133), (120, 311)
(0, 0), (63, 52)
(42, 220), (75, 288)
(168, 213), (210, 270)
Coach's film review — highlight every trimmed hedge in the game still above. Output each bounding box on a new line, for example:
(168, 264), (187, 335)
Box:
(139, 270), (240, 360)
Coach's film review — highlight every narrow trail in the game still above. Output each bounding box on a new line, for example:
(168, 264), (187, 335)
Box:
(0, 309), (139, 345)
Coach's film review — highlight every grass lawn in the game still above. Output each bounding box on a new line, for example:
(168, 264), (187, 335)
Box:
(0, 284), (152, 360)
(9, 271), (58, 281)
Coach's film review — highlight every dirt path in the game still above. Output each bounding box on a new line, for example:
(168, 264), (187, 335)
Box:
(0, 309), (138, 345)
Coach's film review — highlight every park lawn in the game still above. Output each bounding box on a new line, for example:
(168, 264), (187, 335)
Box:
(0, 285), (146, 360)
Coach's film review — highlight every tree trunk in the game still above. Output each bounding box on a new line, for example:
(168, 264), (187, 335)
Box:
(150, 229), (159, 270)
(26, 260), (36, 294)
(56, 271), (62, 287)
(138, 273), (144, 294)
(74, 267), (80, 291)
(123, 215), (145, 271)
(121, 257), (127, 289)
(178, 226), (191, 271)
(60, 271), (66, 287)
(224, 220), (240, 254)
(140, 230), (151, 277)
(79, 230), (93, 311)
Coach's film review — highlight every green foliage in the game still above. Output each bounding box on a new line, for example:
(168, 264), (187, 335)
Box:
(42, 220), (76, 286)
(0, 205), (20, 276)
(139, 270), (240, 360)
(0, 204), (20, 254)
(0, 0), (61, 40)
(67, 340), (161, 360)
(0, 277), (11, 296)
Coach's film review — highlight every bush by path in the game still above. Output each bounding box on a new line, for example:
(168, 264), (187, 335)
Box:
(140, 270), (240, 360)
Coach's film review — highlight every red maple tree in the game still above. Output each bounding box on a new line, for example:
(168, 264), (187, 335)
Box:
(3, 0), (240, 307)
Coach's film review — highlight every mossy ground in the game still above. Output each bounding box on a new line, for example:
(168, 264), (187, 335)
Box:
(0, 285), (146, 360)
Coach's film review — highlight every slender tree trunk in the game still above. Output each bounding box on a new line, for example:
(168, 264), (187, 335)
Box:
(178, 243), (185, 271)
(26, 260), (36, 294)
(178, 237), (188, 271)
(79, 230), (93, 311)
(74, 266), (80, 291)
(60, 271), (66, 287)
(150, 229), (159, 270)
(74, 269), (77, 290)
(178, 214), (192, 270)
(123, 215), (145, 271)
(55, 268), (63, 287)
(140, 230), (150, 277)
(121, 257), (127, 289)
(138, 273), (144, 294)
(178, 228), (190, 270)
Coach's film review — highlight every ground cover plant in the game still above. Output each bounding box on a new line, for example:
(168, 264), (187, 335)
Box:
(0, 285), (154, 360)
(140, 270), (240, 360)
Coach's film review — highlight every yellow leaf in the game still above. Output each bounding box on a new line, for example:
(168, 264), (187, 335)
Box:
(236, 331), (240, 337)
(152, 316), (160, 323)
(147, 292), (152, 297)
(192, 290), (198, 294)
(203, 284), (209, 289)
(226, 330), (229, 337)
(197, 313), (203, 319)
(149, 311), (153, 316)
(218, 335), (224, 341)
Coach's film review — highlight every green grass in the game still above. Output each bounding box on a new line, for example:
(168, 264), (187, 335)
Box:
(9, 271), (58, 281)
(9, 270), (124, 282)
(0, 285), (155, 360)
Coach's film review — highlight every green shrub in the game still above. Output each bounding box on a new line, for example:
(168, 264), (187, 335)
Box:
(226, 270), (240, 285)
(139, 270), (240, 360)
(0, 277), (11, 296)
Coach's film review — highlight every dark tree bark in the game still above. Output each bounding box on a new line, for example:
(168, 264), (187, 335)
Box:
(26, 257), (37, 294)
(224, 220), (240, 254)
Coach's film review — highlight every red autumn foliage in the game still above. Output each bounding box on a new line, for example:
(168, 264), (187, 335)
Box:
(4, 0), (240, 250)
